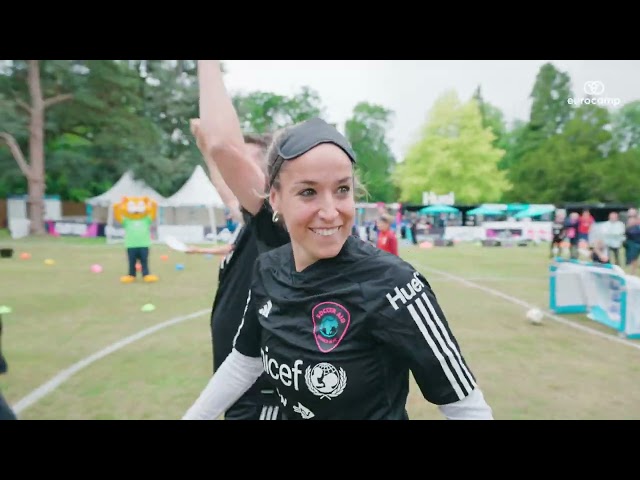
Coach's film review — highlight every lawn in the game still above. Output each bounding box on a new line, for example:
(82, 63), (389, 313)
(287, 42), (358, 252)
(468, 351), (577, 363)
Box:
(1, 235), (639, 419)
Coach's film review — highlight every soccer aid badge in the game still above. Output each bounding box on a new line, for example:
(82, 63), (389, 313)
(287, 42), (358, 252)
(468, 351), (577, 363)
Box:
(312, 302), (351, 353)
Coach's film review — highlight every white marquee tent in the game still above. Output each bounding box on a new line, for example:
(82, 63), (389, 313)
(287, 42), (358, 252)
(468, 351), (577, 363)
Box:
(86, 170), (166, 213)
(85, 170), (166, 243)
(158, 165), (227, 243)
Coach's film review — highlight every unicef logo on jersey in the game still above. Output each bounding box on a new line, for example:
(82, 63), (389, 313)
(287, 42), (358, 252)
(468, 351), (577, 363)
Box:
(305, 362), (347, 400)
(312, 301), (351, 353)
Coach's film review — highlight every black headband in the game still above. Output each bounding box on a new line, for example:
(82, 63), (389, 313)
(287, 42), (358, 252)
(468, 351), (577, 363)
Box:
(268, 118), (356, 189)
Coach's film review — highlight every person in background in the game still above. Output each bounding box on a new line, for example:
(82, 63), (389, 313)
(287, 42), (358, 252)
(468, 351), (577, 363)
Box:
(624, 216), (640, 276)
(191, 116), (288, 420)
(590, 239), (610, 264)
(577, 209), (595, 244)
(376, 213), (399, 256)
(189, 61), (293, 420)
(564, 212), (580, 259)
(550, 211), (566, 259)
(0, 313), (17, 420)
(602, 211), (626, 266)
(185, 219), (244, 257)
(224, 208), (238, 233)
(409, 213), (419, 245)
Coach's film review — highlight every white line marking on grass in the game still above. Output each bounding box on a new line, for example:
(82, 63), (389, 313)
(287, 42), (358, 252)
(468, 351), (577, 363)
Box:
(413, 262), (640, 352)
(431, 276), (546, 283)
(12, 308), (210, 416)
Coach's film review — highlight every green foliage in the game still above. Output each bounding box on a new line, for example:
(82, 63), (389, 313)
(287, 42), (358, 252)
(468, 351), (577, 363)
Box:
(344, 102), (397, 202)
(1, 60), (638, 206)
(610, 100), (640, 152)
(473, 85), (507, 149)
(503, 63), (574, 199)
(232, 86), (325, 134)
(395, 90), (509, 204)
(529, 63), (573, 138)
(0, 60), (204, 199)
(506, 104), (613, 203)
(595, 147), (640, 204)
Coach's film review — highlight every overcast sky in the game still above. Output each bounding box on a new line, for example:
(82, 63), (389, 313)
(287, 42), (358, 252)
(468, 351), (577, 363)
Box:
(221, 60), (640, 160)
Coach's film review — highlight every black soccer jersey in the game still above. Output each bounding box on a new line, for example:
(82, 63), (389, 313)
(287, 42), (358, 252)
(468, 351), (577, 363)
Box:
(211, 223), (255, 373)
(210, 203), (290, 407)
(234, 236), (477, 420)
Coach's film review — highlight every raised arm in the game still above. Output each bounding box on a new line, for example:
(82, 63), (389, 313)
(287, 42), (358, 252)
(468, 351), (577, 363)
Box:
(190, 118), (242, 223)
(197, 60), (266, 215)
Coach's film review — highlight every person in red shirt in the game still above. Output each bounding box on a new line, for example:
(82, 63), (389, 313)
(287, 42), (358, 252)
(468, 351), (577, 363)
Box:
(577, 209), (595, 243)
(376, 213), (399, 256)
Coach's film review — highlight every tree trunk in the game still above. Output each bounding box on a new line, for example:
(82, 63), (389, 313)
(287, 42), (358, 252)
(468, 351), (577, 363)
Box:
(23, 61), (72, 235)
(27, 60), (46, 235)
(1, 61), (73, 236)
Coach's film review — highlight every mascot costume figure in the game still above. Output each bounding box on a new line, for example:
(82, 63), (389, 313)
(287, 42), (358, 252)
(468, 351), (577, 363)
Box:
(114, 196), (159, 284)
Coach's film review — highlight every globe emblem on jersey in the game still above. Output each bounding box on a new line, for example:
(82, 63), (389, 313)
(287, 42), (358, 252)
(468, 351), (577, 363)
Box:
(305, 362), (347, 399)
(319, 315), (339, 338)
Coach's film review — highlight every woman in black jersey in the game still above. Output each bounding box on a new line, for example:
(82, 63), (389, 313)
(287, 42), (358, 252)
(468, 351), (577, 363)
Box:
(187, 63), (291, 421)
(183, 63), (493, 420)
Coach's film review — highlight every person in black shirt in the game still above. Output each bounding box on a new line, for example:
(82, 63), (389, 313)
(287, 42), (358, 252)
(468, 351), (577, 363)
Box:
(625, 216), (640, 276)
(409, 213), (419, 245)
(189, 122), (290, 419)
(183, 105), (493, 420)
(0, 314), (18, 420)
(550, 211), (566, 259)
(564, 212), (580, 260)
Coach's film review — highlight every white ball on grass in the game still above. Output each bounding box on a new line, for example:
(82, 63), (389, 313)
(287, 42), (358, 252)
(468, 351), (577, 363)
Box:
(526, 308), (544, 325)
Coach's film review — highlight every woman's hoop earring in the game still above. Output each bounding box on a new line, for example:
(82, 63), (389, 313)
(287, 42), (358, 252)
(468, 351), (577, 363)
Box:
(272, 211), (280, 223)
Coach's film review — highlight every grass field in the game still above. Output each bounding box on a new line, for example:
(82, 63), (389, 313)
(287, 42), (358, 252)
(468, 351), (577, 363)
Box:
(1, 233), (639, 420)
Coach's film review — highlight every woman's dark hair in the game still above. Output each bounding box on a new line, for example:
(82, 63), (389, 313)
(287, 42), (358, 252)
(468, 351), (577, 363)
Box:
(243, 132), (272, 151)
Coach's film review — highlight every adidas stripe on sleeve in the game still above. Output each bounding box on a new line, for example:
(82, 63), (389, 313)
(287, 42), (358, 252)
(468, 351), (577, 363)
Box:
(371, 268), (477, 406)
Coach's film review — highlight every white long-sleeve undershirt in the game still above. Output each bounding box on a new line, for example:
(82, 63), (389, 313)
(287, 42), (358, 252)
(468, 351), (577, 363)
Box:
(182, 349), (263, 420)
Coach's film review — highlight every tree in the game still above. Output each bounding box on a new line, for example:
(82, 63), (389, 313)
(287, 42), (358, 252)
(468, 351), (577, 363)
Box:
(124, 60), (200, 196)
(497, 119), (528, 172)
(394, 90), (509, 204)
(597, 148), (640, 203)
(504, 62), (574, 201)
(610, 100), (640, 152)
(232, 87), (325, 134)
(472, 86), (507, 149)
(528, 62), (573, 139)
(344, 102), (396, 202)
(596, 100), (640, 203)
(42, 60), (168, 196)
(0, 60), (180, 209)
(0, 60), (72, 234)
(507, 104), (612, 203)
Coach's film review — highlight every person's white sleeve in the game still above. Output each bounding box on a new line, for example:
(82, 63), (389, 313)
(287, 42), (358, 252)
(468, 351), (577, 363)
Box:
(182, 348), (264, 420)
(438, 387), (494, 420)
